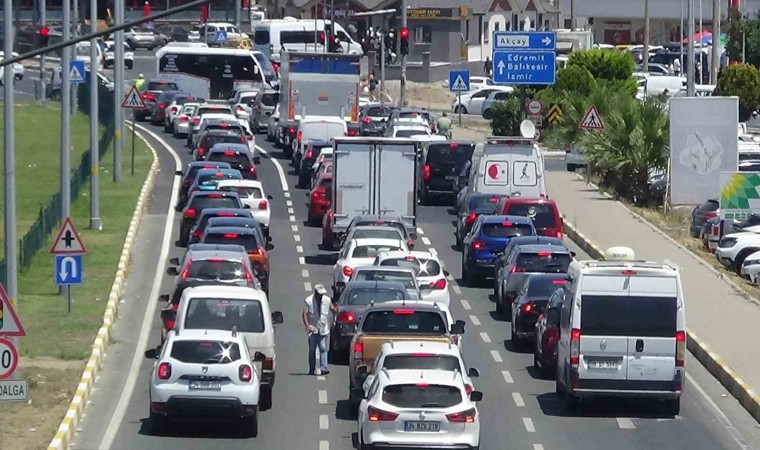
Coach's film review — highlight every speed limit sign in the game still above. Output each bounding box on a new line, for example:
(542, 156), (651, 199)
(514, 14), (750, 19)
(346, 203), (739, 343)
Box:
(0, 337), (18, 380)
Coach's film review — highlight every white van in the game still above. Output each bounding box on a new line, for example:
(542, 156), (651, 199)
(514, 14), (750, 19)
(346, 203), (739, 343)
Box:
(253, 18), (363, 61)
(292, 115), (346, 164)
(469, 136), (547, 198)
(556, 254), (686, 415)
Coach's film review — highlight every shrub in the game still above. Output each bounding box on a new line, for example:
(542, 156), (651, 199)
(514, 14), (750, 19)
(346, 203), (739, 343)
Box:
(489, 97), (521, 136)
(715, 63), (760, 121)
(555, 65), (596, 96)
(567, 49), (635, 82)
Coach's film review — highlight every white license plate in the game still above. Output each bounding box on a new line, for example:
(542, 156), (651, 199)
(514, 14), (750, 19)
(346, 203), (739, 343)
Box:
(189, 380), (222, 391)
(404, 421), (440, 432)
(588, 359), (620, 370)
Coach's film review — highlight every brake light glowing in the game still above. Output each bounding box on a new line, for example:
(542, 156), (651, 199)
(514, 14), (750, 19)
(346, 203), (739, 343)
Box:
(289, 127), (296, 134)
(159, 102), (166, 109)
(415, 383), (430, 387)
(297, 131), (303, 142)
(449, 142), (459, 148)
(180, 259), (192, 279)
(446, 408), (476, 423)
(521, 302), (534, 313)
(472, 240), (485, 251)
(244, 265), (254, 283)
(239, 364), (253, 382)
(622, 270), (637, 276)
(570, 328), (581, 365)
(224, 233), (239, 239)
(305, 149), (313, 159)
(488, 197), (499, 203)
(423, 164), (431, 181)
(552, 279), (566, 285)
(337, 311), (356, 323)
(465, 212), (477, 225)
(258, 200), (268, 210)
(208, 193), (223, 198)
(511, 266), (526, 273)
(429, 278), (446, 290)
(185, 208), (197, 219)
(192, 117), (200, 125)
(676, 331), (686, 367)
(158, 362), (171, 379)
(465, 384), (473, 394)
(353, 341), (363, 359)
(502, 221), (513, 227)
(342, 266), (353, 277)
(197, 147), (205, 154)
(362, 117), (371, 124)
(537, 251), (552, 257)
(224, 150), (235, 156)
(180, 116), (188, 122)
(368, 406), (398, 422)
(410, 353), (433, 357)
(393, 309), (415, 315)
(347, 129), (357, 136)
(170, 107), (177, 114)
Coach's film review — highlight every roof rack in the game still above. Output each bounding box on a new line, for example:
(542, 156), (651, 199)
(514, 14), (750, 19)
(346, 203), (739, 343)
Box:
(580, 259), (680, 271)
(485, 136), (534, 145)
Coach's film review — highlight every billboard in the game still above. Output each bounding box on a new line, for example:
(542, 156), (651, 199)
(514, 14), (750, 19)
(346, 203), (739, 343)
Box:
(719, 172), (760, 220)
(669, 97), (739, 205)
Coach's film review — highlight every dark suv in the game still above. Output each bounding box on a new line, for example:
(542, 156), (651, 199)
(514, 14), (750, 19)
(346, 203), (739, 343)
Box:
(419, 141), (475, 204)
(205, 144), (258, 179)
(194, 130), (248, 161)
(690, 199), (719, 237)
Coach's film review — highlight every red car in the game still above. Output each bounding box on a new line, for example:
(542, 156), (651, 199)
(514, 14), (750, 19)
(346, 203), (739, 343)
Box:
(533, 285), (564, 378)
(498, 197), (563, 238)
(307, 173), (332, 227)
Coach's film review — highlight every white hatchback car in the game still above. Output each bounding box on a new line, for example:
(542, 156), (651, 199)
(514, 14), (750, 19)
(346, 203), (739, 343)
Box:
(333, 238), (408, 295)
(146, 329), (265, 436)
(357, 368), (482, 450)
(173, 103), (199, 138)
(374, 251), (450, 307)
(216, 179), (271, 234)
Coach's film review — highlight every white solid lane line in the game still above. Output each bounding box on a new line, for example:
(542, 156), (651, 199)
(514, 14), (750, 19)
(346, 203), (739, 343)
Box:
(319, 441), (329, 450)
(460, 300), (472, 310)
(616, 417), (636, 429)
(256, 145), (289, 192)
(468, 315), (481, 326)
(523, 417), (536, 433)
(99, 124), (182, 449)
(512, 392), (525, 407)
(490, 350), (503, 363)
(318, 390), (328, 405)
(319, 414), (329, 430)
(479, 332), (491, 343)
(501, 370), (514, 384)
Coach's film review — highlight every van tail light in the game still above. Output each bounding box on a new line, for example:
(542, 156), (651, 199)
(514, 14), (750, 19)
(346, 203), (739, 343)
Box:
(158, 362), (172, 379)
(521, 302), (534, 314)
(423, 164), (431, 181)
(429, 278), (446, 290)
(192, 117), (200, 125)
(337, 311), (356, 323)
(239, 364), (253, 382)
(446, 408), (476, 423)
(472, 240), (485, 251)
(570, 328), (581, 365)
(465, 212), (477, 226)
(675, 331), (686, 367)
(368, 406), (398, 422)
(342, 266), (353, 277)
(184, 208), (197, 219)
(263, 357), (274, 371)
(258, 200), (268, 210)
(353, 341), (363, 359)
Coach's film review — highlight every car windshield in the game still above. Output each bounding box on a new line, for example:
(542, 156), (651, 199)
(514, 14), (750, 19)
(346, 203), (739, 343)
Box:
(351, 229), (402, 240)
(482, 223), (534, 238)
(199, 106), (233, 116)
(353, 270), (415, 288)
(147, 81), (179, 91)
(469, 195), (503, 211)
(505, 203), (558, 228)
(382, 384), (462, 408)
(219, 185), (262, 198)
(381, 258), (442, 277)
(516, 252), (571, 272)
(190, 196), (240, 211)
(203, 232), (260, 251)
(580, 295), (677, 337)
(170, 340), (241, 364)
(352, 245), (402, 258)
(383, 355), (461, 371)
(345, 287), (406, 305)
(184, 297), (265, 332)
(206, 123), (243, 133)
(186, 259), (247, 281)
(361, 310), (446, 334)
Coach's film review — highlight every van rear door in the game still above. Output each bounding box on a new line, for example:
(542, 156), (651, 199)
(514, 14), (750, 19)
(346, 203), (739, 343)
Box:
(333, 141), (374, 232)
(377, 141), (418, 229)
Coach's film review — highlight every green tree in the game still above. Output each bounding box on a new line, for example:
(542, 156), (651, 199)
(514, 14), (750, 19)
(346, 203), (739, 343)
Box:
(489, 97), (521, 136)
(555, 65), (596, 96)
(725, 7), (745, 62)
(567, 49), (635, 82)
(715, 63), (760, 121)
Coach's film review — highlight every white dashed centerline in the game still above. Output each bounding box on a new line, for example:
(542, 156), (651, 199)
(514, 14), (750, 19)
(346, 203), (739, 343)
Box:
(416, 227), (425, 235)
(512, 392), (525, 407)
(533, 444), (544, 450)
(490, 350), (503, 363)
(291, 224), (299, 232)
(289, 215), (297, 222)
(479, 332), (491, 343)
(319, 414), (329, 430)
(501, 370), (514, 384)
(288, 207), (295, 214)
(318, 390), (327, 404)
(421, 237), (431, 246)
(468, 315), (481, 326)
(319, 441), (329, 450)
(617, 417), (636, 429)
(304, 282), (312, 292)
(294, 235), (302, 242)
(451, 284), (462, 295)
(523, 417), (535, 433)
(460, 300), (471, 310)
(299, 257), (306, 265)
(302, 269), (310, 278)
(296, 245), (304, 253)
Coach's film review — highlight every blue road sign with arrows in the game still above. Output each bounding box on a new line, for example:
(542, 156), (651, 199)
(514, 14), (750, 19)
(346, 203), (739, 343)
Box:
(68, 60), (86, 84)
(493, 31), (556, 51)
(449, 70), (470, 92)
(55, 255), (83, 286)
(492, 31), (556, 86)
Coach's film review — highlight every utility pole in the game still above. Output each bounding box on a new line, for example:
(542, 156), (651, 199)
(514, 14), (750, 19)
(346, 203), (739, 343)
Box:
(39, 0), (47, 104)
(114, 0), (124, 182)
(62, 0), (72, 221)
(73, 0), (80, 114)
(643, 0), (650, 73)
(4, 0), (18, 377)
(380, 30), (385, 104)
(234, 0), (240, 28)
(90, 0), (101, 230)
(711, 0), (720, 84)
(399, 0), (407, 107)
(570, 0), (575, 31)
(687, 0), (695, 95)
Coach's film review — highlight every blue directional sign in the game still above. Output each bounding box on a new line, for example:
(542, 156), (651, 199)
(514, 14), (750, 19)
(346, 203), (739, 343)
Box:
(214, 29), (228, 44)
(493, 31), (556, 51)
(449, 70), (470, 92)
(68, 60), (86, 84)
(55, 255), (83, 286)
(492, 31), (557, 86)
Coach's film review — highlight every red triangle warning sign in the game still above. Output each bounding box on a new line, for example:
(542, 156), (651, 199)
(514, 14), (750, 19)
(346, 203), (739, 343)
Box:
(0, 284), (25, 336)
(50, 218), (88, 255)
(121, 85), (146, 109)
(579, 105), (604, 131)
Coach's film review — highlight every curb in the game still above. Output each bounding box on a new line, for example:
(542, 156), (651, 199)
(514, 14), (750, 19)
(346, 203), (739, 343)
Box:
(46, 129), (159, 450)
(562, 208), (760, 423)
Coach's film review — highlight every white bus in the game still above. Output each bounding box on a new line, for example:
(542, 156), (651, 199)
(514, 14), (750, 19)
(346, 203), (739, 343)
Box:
(155, 47), (278, 100)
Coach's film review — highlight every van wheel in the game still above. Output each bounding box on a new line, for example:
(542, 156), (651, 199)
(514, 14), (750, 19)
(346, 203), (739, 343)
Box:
(564, 391), (580, 413)
(665, 398), (680, 416)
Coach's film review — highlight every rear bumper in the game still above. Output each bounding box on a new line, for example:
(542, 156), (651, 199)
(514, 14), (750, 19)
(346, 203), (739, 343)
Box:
(571, 379), (682, 399)
(153, 396), (257, 419)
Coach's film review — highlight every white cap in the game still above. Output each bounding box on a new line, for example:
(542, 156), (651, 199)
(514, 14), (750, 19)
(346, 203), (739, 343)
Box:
(314, 284), (328, 295)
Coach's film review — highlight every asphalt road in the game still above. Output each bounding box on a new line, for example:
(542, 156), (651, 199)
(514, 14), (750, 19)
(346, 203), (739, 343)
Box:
(68, 53), (760, 450)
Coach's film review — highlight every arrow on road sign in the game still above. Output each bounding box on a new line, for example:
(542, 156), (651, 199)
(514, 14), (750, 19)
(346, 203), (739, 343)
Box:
(497, 60), (505, 75)
(50, 217), (87, 255)
(55, 255), (83, 286)
(579, 105), (604, 131)
(542, 36), (552, 46)
(0, 284), (25, 337)
(59, 256), (78, 280)
(122, 86), (146, 109)
(547, 103), (562, 125)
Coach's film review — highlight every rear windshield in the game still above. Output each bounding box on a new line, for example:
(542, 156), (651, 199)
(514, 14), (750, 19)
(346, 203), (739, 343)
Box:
(345, 287), (406, 305)
(516, 252), (571, 272)
(396, 129), (428, 138)
(206, 124), (243, 133)
(199, 106), (233, 116)
(580, 295), (677, 337)
(204, 233), (260, 251)
(208, 152), (251, 166)
(253, 29), (270, 44)
(356, 221), (405, 236)
(482, 223), (534, 238)
(383, 355), (461, 372)
(203, 135), (246, 148)
(380, 258), (442, 277)
(187, 259), (247, 281)
(505, 203), (558, 228)
(367, 106), (393, 117)
(353, 270), (415, 289)
(184, 297), (265, 332)
(352, 229), (402, 240)
(427, 143), (475, 165)
(196, 172), (241, 185)
(170, 340), (241, 364)
(526, 277), (567, 297)
(219, 185), (262, 198)
(398, 112), (425, 120)
(352, 245), (402, 258)
(190, 196), (240, 211)
(382, 384), (462, 408)
(148, 81), (179, 91)
(260, 93), (279, 107)
(361, 310), (447, 334)
(469, 195), (503, 211)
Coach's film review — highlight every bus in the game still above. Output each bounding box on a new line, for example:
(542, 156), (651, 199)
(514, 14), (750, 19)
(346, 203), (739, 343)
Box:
(155, 47), (279, 100)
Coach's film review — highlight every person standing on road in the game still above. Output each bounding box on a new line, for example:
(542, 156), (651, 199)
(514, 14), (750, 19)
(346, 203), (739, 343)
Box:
(484, 57), (493, 78)
(302, 284), (337, 376)
(368, 70), (378, 101)
(437, 112), (452, 139)
(135, 73), (145, 90)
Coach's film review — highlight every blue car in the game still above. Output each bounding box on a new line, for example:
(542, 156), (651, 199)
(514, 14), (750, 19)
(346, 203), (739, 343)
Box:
(461, 215), (536, 286)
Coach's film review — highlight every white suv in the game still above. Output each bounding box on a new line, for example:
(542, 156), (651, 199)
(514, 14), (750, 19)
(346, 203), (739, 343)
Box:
(358, 368), (482, 449)
(715, 227), (760, 272)
(146, 329), (265, 436)
(373, 251), (450, 307)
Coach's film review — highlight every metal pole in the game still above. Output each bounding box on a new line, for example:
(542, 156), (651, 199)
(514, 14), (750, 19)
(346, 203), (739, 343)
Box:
(62, 0), (72, 220)
(4, 0), (18, 377)
(114, 0), (124, 182)
(67, 287), (71, 313)
(131, 112), (136, 176)
(570, 0), (575, 31)
(399, 0), (407, 107)
(234, 0), (240, 28)
(39, 0), (47, 104)
(90, 0), (101, 230)
(643, 0), (649, 73)
(680, 0), (684, 72)
(314, 0), (318, 51)
(380, 31), (385, 104)
(699, 0), (703, 84)
(458, 92), (462, 126)
(687, 0), (695, 96)
(711, 0), (720, 83)
(73, 0), (80, 114)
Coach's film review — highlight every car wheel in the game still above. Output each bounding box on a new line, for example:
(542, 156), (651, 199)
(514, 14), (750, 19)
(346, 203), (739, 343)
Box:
(461, 258), (474, 287)
(455, 105), (467, 114)
(242, 410), (259, 437)
(665, 398), (680, 416)
(126, 61), (133, 70)
(495, 299), (506, 317)
(511, 323), (519, 345)
(259, 386), (273, 411)
(566, 164), (577, 172)
(482, 109), (492, 120)
(150, 412), (166, 435)
(564, 391), (580, 413)
(147, 46), (154, 51)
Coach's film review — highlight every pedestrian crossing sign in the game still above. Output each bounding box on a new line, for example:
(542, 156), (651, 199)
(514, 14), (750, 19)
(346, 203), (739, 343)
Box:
(449, 70), (470, 92)
(579, 105), (604, 131)
(215, 29), (228, 44)
(68, 60), (86, 84)
(121, 85), (146, 109)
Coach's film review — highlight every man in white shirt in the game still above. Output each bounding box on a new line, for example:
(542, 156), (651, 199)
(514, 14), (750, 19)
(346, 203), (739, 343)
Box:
(302, 284), (337, 375)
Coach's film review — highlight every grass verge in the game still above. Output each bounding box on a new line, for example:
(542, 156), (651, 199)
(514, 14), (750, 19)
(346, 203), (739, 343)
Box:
(0, 126), (152, 450)
(0, 102), (93, 252)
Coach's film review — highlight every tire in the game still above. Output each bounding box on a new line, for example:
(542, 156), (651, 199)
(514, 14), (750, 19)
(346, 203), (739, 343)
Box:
(461, 258), (475, 287)
(150, 412), (166, 435)
(495, 300), (506, 317)
(665, 398), (680, 416)
(242, 410), (259, 437)
(511, 324), (519, 345)
(259, 386), (273, 411)
(455, 105), (467, 114)
(564, 391), (580, 413)
(482, 109), (492, 120)
(734, 248), (759, 273)
(566, 164), (576, 172)
(126, 61), (133, 70)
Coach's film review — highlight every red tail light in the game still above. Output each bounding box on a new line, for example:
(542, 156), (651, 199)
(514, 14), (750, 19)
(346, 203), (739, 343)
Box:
(180, 259), (192, 279)
(208, 193), (223, 198)
(429, 278), (446, 290)
(552, 279), (566, 285)
(511, 266), (526, 273)
(240, 137), (247, 144)
(570, 328), (581, 365)
(472, 240), (485, 251)
(406, 239), (415, 249)
(289, 127), (296, 134)
(423, 164), (431, 181)
(347, 129), (357, 136)
(170, 107), (177, 114)
(305, 149), (313, 159)
(180, 116), (188, 122)
(258, 200), (268, 210)
(194, 229), (203, 238)
(158, 362), (171, 379)
(142, 92), (156, 102)
(465, 384), (473, 394)
(224, 233), (239, 239)
(224, 150), (235, 156)
(297, 131), (303, 142)
(368, 406), (398, 422)
(197, 146), (205, 155)
(263, 357), (274, 371)
(239, 364), (253, 382)
(249, 166), (257, 176)
(537, 251), (552, 257)
(192, 117), (200, 125)
(337, 311), (356, 323)
(446, 408), (476, 423)
(393, 309), (415, 315)
(159, 102), (167, 109)
(465, 212), (477, 225)
(353, 341), (363, 359)
(164, 318), (175, 331)
(244, 265), (254, 283)
(362, 117), (371, 124)
(185, 208), (197, 219)
(342, 266), (353, 277)
(521, 302), (534, 314)
(676, 331), (686, 367)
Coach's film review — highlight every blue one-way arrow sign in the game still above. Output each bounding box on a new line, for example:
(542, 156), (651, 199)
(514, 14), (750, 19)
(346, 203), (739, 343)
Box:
(493, 31), (556, 51)
(55, 255), (83, 286)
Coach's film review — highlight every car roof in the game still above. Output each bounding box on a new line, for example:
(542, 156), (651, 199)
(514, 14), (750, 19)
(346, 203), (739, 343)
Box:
(525, 272), (568, 283)
(502, 197), (558, 206)
(183, 284), (267, 301)
(351, 225), (402, 233)
(353, 265), (416, 274)
(508, 236), (563, 246)
(196, 168), (241, 176)
(217, 179), (263, 189)
(185, 249), (248, 260)
(350, 238), (405, 247)
(380, 340), (461, 356)
(189, 190), (239, 199)
(187, 243), (246, 253)
(201, 129), (242, 137)
(198, 207), (250, 216)
(364, 300), (443, 312)
(481, 214), (532, 224)
(518, 244), (570, 253)
(187, 161), (231, 169)
(204, 226), (256, 235)
(167, 328), (246, 342)
(344, 280), (409, 291)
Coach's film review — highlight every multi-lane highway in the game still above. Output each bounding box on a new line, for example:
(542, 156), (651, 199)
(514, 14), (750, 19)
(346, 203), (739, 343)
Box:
(66, 55), (760, 450)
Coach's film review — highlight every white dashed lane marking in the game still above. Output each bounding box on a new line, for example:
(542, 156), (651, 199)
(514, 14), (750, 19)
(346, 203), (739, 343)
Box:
(296, 245), (304, 253)
(291, 224), (299, 232)
(490, 350), (503, 363)
(479, 332), (491, 343)
(501, 370), (514, 384)
(294, 234), (302, 242)
(451, 284), (462, 295)
(512, 392), (525, 407)
(320, 441), (329, 450)
(319, 414), (329, 430)
(317, 375), (326, 381)
(286, 200), (293, 207)
(617, 417), (636, 429)
(428, 248), (438, 257)
(302, 269), (310, 278)
(284, 192), (291, 198)
(523, 417), (535, 433)
(468, 315), (481, 326)
(533, 445), (545, 450)
(299, 257), (306, 265)
(304, 282), (312, 292)
(288, 207), (295, 214)
(289, 215), (297, 222)
(318, 390), (327, 404)
(421, 237), (431, 246)
(416, 227), (424, 235)
(460, 300), (471, 310)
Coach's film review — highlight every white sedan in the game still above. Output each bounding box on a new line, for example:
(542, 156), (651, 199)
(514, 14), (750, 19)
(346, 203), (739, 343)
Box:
(332, 238), (408, 295)
(216, 179), (271, 234)
(373, 250), (450, 307)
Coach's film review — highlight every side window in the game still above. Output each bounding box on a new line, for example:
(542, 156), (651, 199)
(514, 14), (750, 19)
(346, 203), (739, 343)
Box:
(472, 90), (489, 99)
(372, 351), (383, 371)
(368, 378), (380, 399)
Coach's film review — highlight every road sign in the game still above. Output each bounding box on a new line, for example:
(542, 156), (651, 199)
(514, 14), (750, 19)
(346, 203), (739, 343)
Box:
(526, 99), (543, 115)
(0, 284), (24, 337)
(579, 105), (605, 130)
(50, 217), (88, 255)
(547, 103), (562, 124)
(493, 31), (556, 51)
(55, 255), (83, 286)
(493, 51), (556, 85)
(0, 380), (28, 402)
(68, 60), (86, 84)
(449, 70), (470, 92)
(215, 29), (228, 44)
(0, 337), (18, 380)
(529, 114), (543, 127)
(121, 85), (146, 109)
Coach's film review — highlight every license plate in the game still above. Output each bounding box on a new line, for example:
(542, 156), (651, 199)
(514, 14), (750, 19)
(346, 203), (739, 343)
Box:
(189, 380), (222, 391)
(588, 359), (620, 370)
(445, 175), (456, 180)
(404, 421), (440, 432)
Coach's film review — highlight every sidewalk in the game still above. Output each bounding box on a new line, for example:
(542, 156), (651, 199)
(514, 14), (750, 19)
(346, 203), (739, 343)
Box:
(547, 170), (760, 420)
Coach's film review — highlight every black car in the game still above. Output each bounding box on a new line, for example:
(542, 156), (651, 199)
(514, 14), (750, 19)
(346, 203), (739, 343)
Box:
(150, 90), (184, 125)
(511, 273), (567, 346)
(297, 140), (332, 188)
(194, 130), (248, 161)
(359, 104), (396, 136)
(176, 161), (231, 211)
(179, 191), (242, 246)
(205, 145), (258, 179)
(492, 236), (566, 293)
(689, 199), (719, 237)
(206, 216), (269, 242)
(420, 141), (475, 205)
(189, 208), (254, 245)
(156, 24), (189, 42)
(455, 193), (505, 249)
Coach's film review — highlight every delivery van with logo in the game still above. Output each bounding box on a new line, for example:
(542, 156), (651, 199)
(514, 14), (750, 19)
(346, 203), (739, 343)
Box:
(469, 136), (547, 198)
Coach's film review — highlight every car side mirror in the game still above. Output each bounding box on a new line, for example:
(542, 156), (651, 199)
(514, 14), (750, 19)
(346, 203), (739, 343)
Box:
(267, 194), (273, 200)
(144, 348), (159, 359)
(450, 320), (465, 335)
(410, 233), (418, 240)
(272, 311), (284, 324)
(470, 391), (483, 402)
(160, 309), (177, 322)
(254, 156), (261, 164)
(159, 294), (170, 302)
(570, 251), (577, 257)
(253, 351), (267, 362)
(166, 267), (179, 276)
(266, 243), (274, 251)
(169, 257), (180, 265)
(468, 367), (480, 378)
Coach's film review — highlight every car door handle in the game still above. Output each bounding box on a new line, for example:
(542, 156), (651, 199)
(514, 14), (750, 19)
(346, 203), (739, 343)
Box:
(635, 339), (644, 352)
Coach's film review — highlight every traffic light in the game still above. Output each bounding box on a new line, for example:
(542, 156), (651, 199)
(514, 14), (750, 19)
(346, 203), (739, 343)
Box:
(399, 27), (409, 55)
(37, 25), (50, 49)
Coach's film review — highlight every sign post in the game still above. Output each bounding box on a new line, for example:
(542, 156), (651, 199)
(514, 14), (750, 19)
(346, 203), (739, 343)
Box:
(121, 86), (146, 176)
(50, 218), (88, 313)
(492, 31), (557, 86)
(449, 70), (470, 127)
